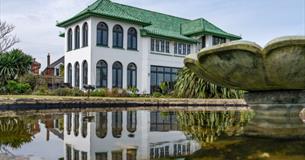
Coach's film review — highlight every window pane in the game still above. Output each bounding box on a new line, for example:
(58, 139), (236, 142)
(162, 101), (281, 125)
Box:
(151, 39), (155, 51)
(161, 40), (165, 52)
(166, 41), (170, 53)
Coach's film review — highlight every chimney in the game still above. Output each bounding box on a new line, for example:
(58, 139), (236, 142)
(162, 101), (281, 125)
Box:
(47, 53), (50, 67)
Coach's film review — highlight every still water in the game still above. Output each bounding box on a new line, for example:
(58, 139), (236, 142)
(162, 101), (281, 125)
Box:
(0, 107), (304, 160)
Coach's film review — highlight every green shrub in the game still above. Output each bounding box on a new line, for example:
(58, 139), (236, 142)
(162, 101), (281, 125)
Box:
(160, 82), (169, 95)
(5, 80), (32, 94)
(32, 86), (50, 95)
(51, 88), (85, 96)
(152, 92), (162, 98)
(128, 87), (139, 97)
(90, 88), (107, 97)
(18, 74), (39, 90)
(108, 88), (128, 97)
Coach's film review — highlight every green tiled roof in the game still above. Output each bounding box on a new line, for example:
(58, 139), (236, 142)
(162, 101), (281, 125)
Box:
(57, 0), (241, 42)
(181, 18), (241, 40)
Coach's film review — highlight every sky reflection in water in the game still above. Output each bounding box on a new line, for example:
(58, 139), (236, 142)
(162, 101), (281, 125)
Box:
(0, 107), (304, 160)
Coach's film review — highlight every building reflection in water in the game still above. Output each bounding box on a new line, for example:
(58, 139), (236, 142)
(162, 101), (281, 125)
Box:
(64, 111), (200, 160)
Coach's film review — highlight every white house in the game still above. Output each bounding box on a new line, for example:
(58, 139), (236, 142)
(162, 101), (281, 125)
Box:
(63, 110), (200, 160)
(57, 0), (241, 93)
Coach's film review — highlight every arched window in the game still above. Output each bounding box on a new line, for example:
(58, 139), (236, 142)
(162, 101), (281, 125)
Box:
(127, 63), (137, 88)
(66, 113), (72, 135)
(127, 111), (137, 133)
(127, 28), (137, 50)
(67, 63), (72, 85)
(82, 61), (88, 86)
(97, 22), (108, 46)
(82, 113), (88, 138)
(112, 112), (122, 138)
(74, 26), (80, 49)
(67, 29), (73, 51)
(82, 22), (88, 47)
(96, 60), (108, 88)
(113, 25), (123, 48)
(75, 62), (80, 87)
(112, 61), (123, 88)
(74, 113), (79, 136)
(96, 112), (107, 138)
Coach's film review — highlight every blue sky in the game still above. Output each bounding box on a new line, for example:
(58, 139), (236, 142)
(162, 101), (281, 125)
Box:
(1, 0), (304, 69)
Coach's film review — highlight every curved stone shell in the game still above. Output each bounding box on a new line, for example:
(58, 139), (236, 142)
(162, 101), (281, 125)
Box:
(185, 36), (305, 91)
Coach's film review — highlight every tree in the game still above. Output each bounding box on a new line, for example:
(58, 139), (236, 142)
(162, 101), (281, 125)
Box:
(0, 49), (32, 84)
(0, 21), (19, 52)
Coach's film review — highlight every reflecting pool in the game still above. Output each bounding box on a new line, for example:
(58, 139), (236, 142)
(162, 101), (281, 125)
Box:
(0, 107), (304, 160)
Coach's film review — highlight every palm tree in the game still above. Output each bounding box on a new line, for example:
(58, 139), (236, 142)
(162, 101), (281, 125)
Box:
(0, 49), (32, 84)
(174, 67), (244, 98)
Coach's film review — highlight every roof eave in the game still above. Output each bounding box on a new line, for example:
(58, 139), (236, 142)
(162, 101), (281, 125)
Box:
(141, 29), (198, 43)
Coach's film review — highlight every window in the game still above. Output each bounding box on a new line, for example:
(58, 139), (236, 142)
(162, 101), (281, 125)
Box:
(112, 61), (123, 88)
(113, 25), (123, 48)
(201, 36), (206, 48)
(150, 111), (178, 131)
(151, 39), (155, 51)
(74, 62), (80, 87)
(112, 112), (122, 138)
(150, 66), (181, 93)
(151, 39), (170, 53)
(161, 40), (165, 52)
(82, 113), (88, 138)
(67, 29), (72, 51)
(127, 27), (137, 50)
(97, 22), (108, 46)
(82, 22), (88, 47)
(66, 113), (72, 135)
(66, 145), (72, 160)
(127, 149), (137, 160)
(127, 111), (137, 133)
(74, 149), (79, 160)
(74, 26), (80, 49)
(96, 60), (108, 88)
(127, 63), (137, 88)
(81, 152), (87, 160)
(156, 40), (160, 51)
(74, 113), (79, 136)
(96, 112), (107, 138)
(112, 151), (123, 160)
(96, 153), (107, 160)
(56, 68), (59, 76)
(165, 41), (170, 53)
(212, 36), (226, 45)
(187, 44), (191, 54)
(174, 42), (191, 55)
(82, 61), (88, 86)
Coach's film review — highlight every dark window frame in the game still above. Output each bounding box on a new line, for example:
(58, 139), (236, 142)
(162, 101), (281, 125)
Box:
(82, 60), (88, 86)
(74, 62), (80, 87)
(96, 60), (108, 88)
(113, 25), (124, 48)
(74, 26), (80, 49)
(127, 27), (137, 50)
(112, 61), (123, 88)
(97, 22), (109, 46)
(127, 63), (137, 88)
(67, 29), (73, 51)
(82, 22), (88, 47)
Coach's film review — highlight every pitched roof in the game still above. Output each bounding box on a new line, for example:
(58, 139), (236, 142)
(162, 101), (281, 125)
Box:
(181, 18), (241, 40)
(57, 0), (241, 42)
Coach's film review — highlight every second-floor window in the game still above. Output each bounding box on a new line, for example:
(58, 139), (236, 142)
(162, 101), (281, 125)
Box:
(74, 26), (80, 49)
(174, 42), (191, 55)
(151, 39), (170, 53)
(213, 36), (226, 45)
(97, 22), (108, 46)
(67, 29), (72, 51)
(113, 25), (123, 48)
(127, 28), (137, 50)
(82, 23), (88, 47)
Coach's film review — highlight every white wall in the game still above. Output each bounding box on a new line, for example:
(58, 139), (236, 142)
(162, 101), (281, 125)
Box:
(63, 16), (220, 93)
